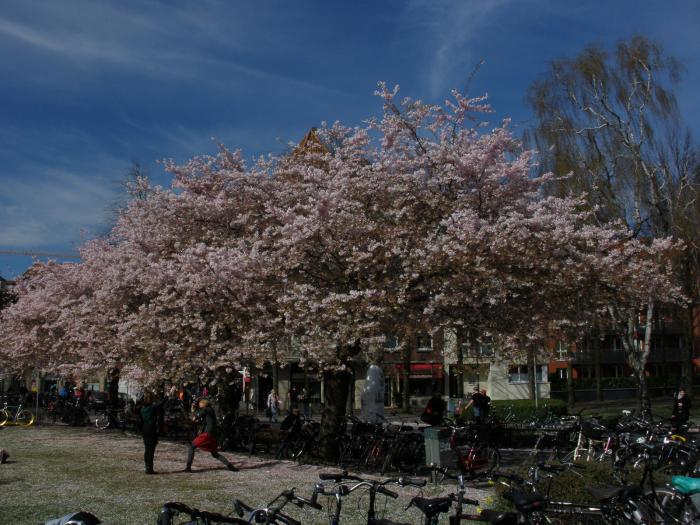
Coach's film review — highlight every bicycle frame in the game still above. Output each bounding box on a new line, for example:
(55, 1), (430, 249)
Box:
(0, 401), (34, 426)
(448, 427), (496, 472)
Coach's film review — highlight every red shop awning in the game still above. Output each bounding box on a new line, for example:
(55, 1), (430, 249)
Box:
(392, 363), (443, 379)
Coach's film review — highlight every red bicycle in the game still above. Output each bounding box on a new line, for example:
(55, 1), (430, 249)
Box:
(445, 422), (500, 477)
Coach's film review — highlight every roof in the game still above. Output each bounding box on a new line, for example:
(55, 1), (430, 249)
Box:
(293, 127), (329, 157)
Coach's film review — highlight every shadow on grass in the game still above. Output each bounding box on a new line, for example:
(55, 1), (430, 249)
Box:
(234, 460), (281, 470)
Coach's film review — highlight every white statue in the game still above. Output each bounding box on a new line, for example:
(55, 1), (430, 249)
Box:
(361, 365), (385, 422)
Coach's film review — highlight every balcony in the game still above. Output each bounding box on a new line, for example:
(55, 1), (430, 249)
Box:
(572, 346), (686, 364)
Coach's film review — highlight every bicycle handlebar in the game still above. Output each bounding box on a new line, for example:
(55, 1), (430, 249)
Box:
(293, 494), (323, 510)
(377, 486), (398, 499)
(448, 493), (479, 506)
(397, 477), (427, 488)
(319, 471), (364, 482)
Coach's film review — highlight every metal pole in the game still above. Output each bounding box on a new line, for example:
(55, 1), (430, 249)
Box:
(34, 372), (40, 424)
(535, 362), (539, 409)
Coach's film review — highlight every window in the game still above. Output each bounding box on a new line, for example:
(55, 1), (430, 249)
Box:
(555, 342), (569, 360)
(601, 364), (624, 378)
(647, 364), (665, 377)
(478, 342), (494, 357)
(461, 338), (493, 358)
(556, 368), (568, 380)
(509, 366), (528, 383)
(508, 365), (547, 383)
(577, 366), (594, 379)
(383, 334), (399, 351)
(416, 333), (432, 352)
(410, 378), (442, 396)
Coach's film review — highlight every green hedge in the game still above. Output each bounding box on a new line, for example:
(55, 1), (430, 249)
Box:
(549, 375), (683, 390)
(456, 398), (568, 424)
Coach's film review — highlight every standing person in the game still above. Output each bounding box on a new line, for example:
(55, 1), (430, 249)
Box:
(184, 398), (238, 472)
(138, 392), (167, 474)
(267, 390), (280, 423)
(421, 390), (447, 426)
(671, 387), (692, 432)
(59, 383), (70, 400)
(480, 388), (491, 422)
(300, 388), (311, 419)
(74, 385), (86, 407)
(463, 387), (484, 423)
(288, 386), (299, 413)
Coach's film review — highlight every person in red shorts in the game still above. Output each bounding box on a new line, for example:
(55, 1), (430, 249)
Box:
(184, 397), (238, 472)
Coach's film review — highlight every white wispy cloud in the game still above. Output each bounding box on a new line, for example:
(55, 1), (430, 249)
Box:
(0, 123), (125, 248)
(0, 1), (345, 96)
(398, 0), (512, 98)
(0, 167), (117, 247)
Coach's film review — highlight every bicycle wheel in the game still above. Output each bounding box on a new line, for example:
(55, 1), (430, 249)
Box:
(95, 412), (110, 431)
(288, 435), (306, 460)
(482, 445), (500, 472)
(0, 409), (9, 426)
(644, 487), (698, 524)
(15, 409), (35, 427)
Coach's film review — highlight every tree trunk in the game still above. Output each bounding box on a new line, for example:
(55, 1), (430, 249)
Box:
(272, 362), (279, 393)
(611, 301), (654, 416)
(319, 369), (352, 461)
(593, 334), (602, 403)
(346, 367), (355, 415)
(686, 304), (695, 396)
(566, 354), (575, 409)
(455, 333), (464, 399)
(402, 341), (413, 413)
(107, 368), (120, 409)
(527, 347), (536, 401)
(640, 302), (654, 415)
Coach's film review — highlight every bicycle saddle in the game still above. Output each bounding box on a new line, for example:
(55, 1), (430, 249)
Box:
(587, 484), (639, 503)
(408, 496), (452, 515)
(42, 512), (101, 525)
(478, 509), (519, 525)
(502, 491), (545, 513)
(672, 476), (700, 495)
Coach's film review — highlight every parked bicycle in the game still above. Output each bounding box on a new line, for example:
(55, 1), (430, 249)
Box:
(0, 397), (34, 426)
(232, 487), (322, 525)
(313, 470), (426, 525)
(445, 422), (500, 476)
(94, 406), (126, 431)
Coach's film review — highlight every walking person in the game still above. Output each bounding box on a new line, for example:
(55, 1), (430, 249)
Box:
(463, 387), (485, 423)
(300, 387), (311, 419)
(184, 398), (238, 473)
(267, 389), (280, 423)
(138, 392), (167, 474)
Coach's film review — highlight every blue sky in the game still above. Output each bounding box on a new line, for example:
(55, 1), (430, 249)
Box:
(1, 0), (698, 278)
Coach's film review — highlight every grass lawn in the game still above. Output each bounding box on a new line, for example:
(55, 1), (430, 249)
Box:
(0, 425), (490, 524)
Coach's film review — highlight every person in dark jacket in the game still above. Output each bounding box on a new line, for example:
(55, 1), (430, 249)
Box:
(139, 392), (167, 474)
(184, 398), (238, 472)
(462, 387), (485, 423)
(421, 391), (447, 426)
(671, 387), (692, 431)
